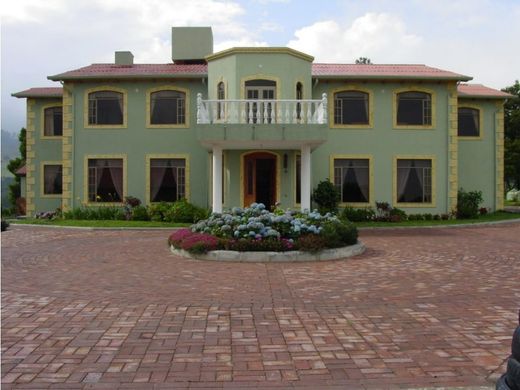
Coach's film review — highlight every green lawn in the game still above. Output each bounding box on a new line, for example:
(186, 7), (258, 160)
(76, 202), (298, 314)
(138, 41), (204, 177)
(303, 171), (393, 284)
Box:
(9, 219), (190, 228)
(354, 211), (520, 228)
(505, 200), (520, 207)
(8, 211), (519, 229)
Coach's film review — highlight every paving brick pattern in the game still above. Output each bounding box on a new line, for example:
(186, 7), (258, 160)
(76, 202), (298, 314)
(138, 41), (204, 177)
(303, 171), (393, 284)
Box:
(1, 223), (519, 389)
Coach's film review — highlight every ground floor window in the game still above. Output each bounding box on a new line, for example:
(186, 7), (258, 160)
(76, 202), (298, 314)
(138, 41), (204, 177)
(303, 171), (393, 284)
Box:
(88, 159), (123, 202)
(396, 159), (432, 203)
(43, 164), (62, 195)
(150, 158), (186, 202)
(334, 158), (370, 203)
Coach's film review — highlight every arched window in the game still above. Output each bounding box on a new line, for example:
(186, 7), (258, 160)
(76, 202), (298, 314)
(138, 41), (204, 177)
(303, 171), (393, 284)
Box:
(217, 82), (225, 120)
(296, 82), (303, 119)
(150, 90), (186, 124)
(334, 91), (369, 125)
(396, 91), (431, 125)
(458, 107), (480, 137)
(88, 91), (123, 125)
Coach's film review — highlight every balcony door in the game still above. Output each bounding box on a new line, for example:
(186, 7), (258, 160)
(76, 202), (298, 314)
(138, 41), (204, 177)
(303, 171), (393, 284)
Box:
(245, 79), (276, 124)
(243, 152), (277, 209)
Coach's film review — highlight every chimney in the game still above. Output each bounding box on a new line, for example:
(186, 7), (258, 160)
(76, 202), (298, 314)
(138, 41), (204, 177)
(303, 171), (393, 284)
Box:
(115, 51), (134, 66)
(171, 27), (213, 63)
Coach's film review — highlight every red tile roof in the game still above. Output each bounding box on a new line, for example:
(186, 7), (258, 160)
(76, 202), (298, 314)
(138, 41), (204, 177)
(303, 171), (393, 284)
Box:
(15, 165), (26, 176)
(48, 63), (208, 80)
(12, 87), (63, 98)
(311, 64), (472, 81)
(457, 83), (512, 99)
(47, 62), (473, 82)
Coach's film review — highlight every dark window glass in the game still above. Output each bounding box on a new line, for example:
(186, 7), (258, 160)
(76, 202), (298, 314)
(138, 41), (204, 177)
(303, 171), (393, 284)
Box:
(88, 91), (123, 125)
(295, 155), (301, 204)
(296, 82), (303, 120)
(334, 159), (370, 202)
(334, 91), (369, 125)
(458, 108), (480, 136)
(88, 159), (123, 202)
(44, 107), (63, 136)
(151, 90), (185, 124)
(396, 91), (431, 125)
(217, 82), (225, 120)
(396, 159), (432, 203)
(43, 165), (62, 195)
(150, 159), (186, 202)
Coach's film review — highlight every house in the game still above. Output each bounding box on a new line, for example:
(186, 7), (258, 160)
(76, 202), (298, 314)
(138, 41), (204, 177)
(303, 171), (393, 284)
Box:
(12, 27), (511, 216)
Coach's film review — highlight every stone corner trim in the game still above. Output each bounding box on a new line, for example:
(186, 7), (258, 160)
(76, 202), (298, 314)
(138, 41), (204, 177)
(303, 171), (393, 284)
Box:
(170, 241), (365, 262)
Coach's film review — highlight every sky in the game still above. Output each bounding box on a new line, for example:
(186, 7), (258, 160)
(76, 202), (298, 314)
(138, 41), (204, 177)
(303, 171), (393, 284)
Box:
(1, 0), (519, 134)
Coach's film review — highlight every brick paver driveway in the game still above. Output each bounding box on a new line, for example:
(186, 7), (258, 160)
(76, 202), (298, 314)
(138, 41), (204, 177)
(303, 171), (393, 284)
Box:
(2, 223), (519, 389)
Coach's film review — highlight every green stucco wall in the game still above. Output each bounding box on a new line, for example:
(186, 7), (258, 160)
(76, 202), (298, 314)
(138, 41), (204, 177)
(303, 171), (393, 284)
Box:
(457, 98), (498, 210)
(29, 97), (63, 213)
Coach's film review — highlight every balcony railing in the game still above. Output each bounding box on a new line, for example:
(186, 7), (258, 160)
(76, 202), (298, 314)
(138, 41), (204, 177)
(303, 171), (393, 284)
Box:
(197, 93), (327, 125)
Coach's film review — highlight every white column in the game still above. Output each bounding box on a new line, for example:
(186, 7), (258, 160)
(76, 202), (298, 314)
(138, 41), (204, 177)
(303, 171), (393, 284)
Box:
(301, 144), (311, 211)
(212, 145), (223, 213)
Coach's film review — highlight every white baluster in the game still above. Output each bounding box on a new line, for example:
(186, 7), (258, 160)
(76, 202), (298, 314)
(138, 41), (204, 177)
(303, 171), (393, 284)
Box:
(322, 93), (328, 124)
(248, 101), (253, 124)
(196, 93), (202, 124)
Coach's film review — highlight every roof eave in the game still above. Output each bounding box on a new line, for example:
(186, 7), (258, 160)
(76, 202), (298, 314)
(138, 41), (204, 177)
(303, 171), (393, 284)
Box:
(311, 75), (473, 81)
(458, 94), (512, 100)
(48, 73), (207, 81)
(11, 92), (62, 99)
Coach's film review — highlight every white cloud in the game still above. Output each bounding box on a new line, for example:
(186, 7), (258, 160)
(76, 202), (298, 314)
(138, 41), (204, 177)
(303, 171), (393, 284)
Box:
(287, 13), (422, 63)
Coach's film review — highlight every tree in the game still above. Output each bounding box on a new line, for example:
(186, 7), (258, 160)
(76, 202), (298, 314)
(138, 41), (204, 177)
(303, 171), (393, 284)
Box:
(355, 57), (372, 64)
(6, 128), (26, 209)
(503, 80), (520, 190)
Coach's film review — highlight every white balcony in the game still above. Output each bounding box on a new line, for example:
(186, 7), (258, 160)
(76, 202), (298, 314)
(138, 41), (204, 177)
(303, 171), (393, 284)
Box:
(197, 93), (328, 125)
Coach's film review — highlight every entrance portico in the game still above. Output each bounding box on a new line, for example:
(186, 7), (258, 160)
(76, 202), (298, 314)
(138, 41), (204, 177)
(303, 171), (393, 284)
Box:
(211, 143), (313, 213)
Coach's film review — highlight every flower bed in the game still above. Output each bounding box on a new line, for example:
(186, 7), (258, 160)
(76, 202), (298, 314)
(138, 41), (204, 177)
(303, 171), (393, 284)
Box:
(168, 203), (359, 257)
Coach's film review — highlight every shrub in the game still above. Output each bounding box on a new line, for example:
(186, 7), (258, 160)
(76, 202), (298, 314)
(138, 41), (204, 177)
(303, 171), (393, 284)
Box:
(295, 234), (328, 253)
(375, 201), (391, 221)
(131, 205), (149, 221)
(1, 220), (9, 232)
(164, 199), (209, 223)
(441, 213), (450, 220)
(312, 180), (340, 214)
(457, 189), (483, 219)
(63, 206), (124, 220)
(226, 237), (294, 252)
(35, 210), (59, 220)
(320, 220), (358, 247)
(423, 213), (433, 221)
(433, 214), (441, 221)
(148, 202), (171, 222)
(389, 207), (407, 222)
(169, 229), (219, 254)
(341, 206), (375, 222)
(479, 207), (488, 215)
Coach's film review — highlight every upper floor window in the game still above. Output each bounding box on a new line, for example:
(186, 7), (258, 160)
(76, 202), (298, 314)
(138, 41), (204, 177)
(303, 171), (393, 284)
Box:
(44, 107), (63, 136)
(334, 158), (370, 203)
(88, 91), (123, 125)
(43, 164), (62, 195)
(217, 82), (225, 120)
(396, 91), (431, 126)
(150, 90), (186, 125)
(296, 82), (303, 120)
(334, 91), (369, 125)
(458, 107), (480, 137)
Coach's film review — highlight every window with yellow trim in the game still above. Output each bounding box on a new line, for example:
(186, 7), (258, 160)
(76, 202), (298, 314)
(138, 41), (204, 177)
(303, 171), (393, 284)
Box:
(150, 158), (186, 202)
(44, 107), (63, 136)
(88, 91), (123, 125)
(217, 82), (225, 120)
(43, 164), (62, 195)
(334, 91), (369, 125)
(396, 159), (432, 203)
(88, 159), (123, 202)
(458, 107), (480, 137)
(150, 90), (186, 124)
(333, 159), (370, 203)
(396, 91), (431, 125)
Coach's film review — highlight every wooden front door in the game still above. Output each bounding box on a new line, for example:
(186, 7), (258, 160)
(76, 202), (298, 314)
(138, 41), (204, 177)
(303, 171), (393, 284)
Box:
(243, 152), (276, 209)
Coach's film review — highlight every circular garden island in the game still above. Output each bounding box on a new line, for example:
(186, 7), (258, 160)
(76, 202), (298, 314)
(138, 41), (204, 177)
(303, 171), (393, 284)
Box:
(169, 203), (365, 262)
